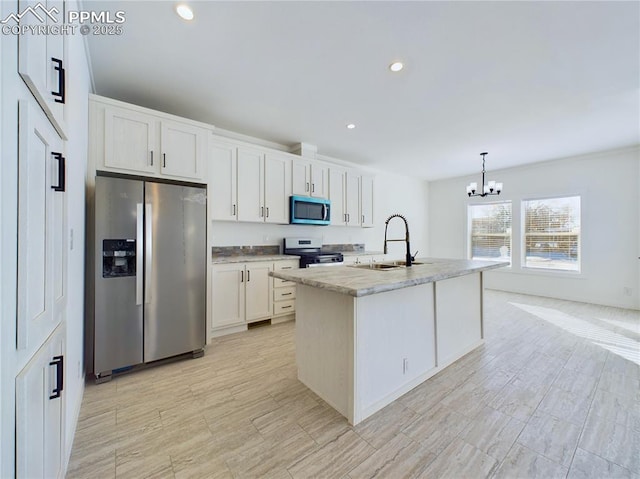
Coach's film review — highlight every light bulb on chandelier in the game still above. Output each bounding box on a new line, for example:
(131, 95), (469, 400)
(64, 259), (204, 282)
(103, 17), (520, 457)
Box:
(466, 152), (503, 197)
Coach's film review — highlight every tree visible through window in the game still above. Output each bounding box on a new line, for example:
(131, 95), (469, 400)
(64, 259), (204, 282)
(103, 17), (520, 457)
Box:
(523, 196), (580, 271)
(468, 202), (512, 264)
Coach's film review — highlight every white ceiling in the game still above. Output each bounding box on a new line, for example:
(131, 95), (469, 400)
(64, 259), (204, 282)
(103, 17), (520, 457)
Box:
(84, 0), (639, 180)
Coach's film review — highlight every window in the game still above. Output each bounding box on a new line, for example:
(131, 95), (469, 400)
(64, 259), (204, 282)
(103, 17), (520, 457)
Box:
(523, 196), (580, 272)
(468, 202), (512, 264)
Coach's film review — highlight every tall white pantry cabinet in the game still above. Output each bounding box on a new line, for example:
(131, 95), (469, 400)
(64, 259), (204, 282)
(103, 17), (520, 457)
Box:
(1, 1), (73, 477)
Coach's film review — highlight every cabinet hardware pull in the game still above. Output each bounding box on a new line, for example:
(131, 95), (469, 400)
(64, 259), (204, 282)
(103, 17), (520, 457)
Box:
(347, 213), (350, 223)
(247, 270), (251, 282)
(282, 292), (292, 296)
(150, 151), (154, 166)
(312, 183), (315, 193)
(49, 355), (64, 400)
(260, 206), (264, 217)
(51, 58), (65, 104)
(241, 271), (244, 282)
(163, 153), (166, 168)
(282, 305), (292, 309)
(232, 204), (236, 215)
(306, 182), (309, 192)
(362, 215), (365, 223)
(51, 152), (65, 192)
(266, 207), (269, 217)
(281, 267), (292, 269)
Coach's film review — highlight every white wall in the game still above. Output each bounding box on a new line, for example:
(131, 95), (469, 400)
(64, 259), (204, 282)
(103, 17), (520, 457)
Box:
(64, 9), (91, 465)
(428, 147), (640, 310)
(211, 170), (429, 260)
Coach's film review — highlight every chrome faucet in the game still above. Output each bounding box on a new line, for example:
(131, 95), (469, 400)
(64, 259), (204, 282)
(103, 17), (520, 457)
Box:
(383, 214), (415, 267)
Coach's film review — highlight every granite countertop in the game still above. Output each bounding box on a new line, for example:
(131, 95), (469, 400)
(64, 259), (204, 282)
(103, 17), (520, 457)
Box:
(270, 257), (507, 297)
(212, 254), (299, 264)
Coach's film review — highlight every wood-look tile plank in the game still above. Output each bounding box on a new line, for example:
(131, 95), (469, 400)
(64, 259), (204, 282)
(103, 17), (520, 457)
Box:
(567, 447), (640, 479)
(347, 433), (435, 479)
(459, 406), (526, 462)
(493, 443), (568, 479)
(516, 412), (582, 467)
(417, 438), (498, 479)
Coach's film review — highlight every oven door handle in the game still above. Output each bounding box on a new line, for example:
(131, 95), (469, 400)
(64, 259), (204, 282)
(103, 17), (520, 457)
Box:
(322, 204), (328, 221)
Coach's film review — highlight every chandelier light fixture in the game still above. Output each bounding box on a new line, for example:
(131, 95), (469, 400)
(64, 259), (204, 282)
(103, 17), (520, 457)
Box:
(466, 152), (503, 197)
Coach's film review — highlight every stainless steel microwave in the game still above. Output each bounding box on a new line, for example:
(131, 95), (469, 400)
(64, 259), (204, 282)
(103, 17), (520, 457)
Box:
(290, 195), (331, 225)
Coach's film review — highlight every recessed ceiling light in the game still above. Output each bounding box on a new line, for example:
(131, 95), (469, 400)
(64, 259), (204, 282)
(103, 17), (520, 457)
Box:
(176, 4), (194, 20)
(389, 61), (404, 72)
(346, 123), (356, 129)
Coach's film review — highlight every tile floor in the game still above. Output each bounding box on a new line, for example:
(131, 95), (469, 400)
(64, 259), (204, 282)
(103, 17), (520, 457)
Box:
(67, 290), (640, 478)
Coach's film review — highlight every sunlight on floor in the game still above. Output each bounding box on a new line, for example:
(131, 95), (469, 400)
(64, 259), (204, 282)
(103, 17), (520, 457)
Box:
(509, 302), (640, 366)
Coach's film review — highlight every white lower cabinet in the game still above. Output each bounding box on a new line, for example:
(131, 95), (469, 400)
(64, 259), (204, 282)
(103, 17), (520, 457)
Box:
(211, 261), (273, 333)
(272, 260), (298, 319)
(211, 259), (298, 336)
(15, 324), (66, 479)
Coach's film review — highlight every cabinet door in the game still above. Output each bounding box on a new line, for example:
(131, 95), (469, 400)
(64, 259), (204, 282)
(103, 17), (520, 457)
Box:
(17, 101), (64, 352)
(311, 163), (329, 198)
(17, 0), (67, 137)
(209, 141), (238, 221)
(345, 172), (361, 227)
(236, 147), (264, 222)
(104, 105), (157, 174)
(292, 159), (311, 196)
(245, 263), (272, 322)
(264, 153), (291, 224)
(160, 120), (206, 180)
(16, 326), (65, 479)
(360, 175), (375, 228)
(211, 264), (245, 329)
(329, 168), (346, 226)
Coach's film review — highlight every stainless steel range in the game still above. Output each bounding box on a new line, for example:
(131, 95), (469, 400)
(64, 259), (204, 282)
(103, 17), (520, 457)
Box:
(283, 237), (344, 268)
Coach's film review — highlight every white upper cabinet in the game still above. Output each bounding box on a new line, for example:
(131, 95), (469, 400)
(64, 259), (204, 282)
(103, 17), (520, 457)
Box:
(209, 137), (292, 224)
(292, 159), (328, 198)
(92, 96), (208, 181)
(237, 147), (264, 223)
(17, 100), (66, 355)
(104, 105), (156, 174)
(160, 119), (206, 179)
(329, 168), (346, 226)
(209, 141), (238, 221)
(345, 172), (361, 227)
(360, 174), (375, 228)
(17, 0), (67, 139)
(328, 167), (375, 228)
(264, 153), (292, 224)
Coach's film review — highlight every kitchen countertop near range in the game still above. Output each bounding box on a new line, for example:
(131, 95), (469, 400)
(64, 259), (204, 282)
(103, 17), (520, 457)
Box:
(212, 254), (299, 264)
(270, 257), (507, 297)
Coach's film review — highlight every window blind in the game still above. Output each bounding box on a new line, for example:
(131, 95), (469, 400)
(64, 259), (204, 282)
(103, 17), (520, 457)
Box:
(523, 196), (580, 271)
(468, 202), (512, 264)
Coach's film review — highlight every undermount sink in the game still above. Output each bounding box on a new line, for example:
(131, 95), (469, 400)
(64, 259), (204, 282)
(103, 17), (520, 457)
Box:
(349, 261), (431, 270)
(386, 260), (427, 266)
(350, 263), (400, 270)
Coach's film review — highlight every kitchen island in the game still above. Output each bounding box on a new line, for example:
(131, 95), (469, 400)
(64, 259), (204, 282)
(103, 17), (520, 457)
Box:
(270, 258), (506, 425)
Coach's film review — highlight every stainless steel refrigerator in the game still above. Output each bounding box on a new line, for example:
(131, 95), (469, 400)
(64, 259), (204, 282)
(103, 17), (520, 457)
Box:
(93, 175), (206, 381)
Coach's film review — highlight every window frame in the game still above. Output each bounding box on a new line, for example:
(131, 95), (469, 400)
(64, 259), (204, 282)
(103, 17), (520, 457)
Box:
(467, 200), (513, 266)
(521, 194), (581, 273)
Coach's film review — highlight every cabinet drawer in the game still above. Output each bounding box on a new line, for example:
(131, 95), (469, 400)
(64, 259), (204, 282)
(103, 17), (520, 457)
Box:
(274, 277), (296, 287)
(274, 261), (298, 272)
(274, 300), (295, 316)
(274, 286), (296, 301)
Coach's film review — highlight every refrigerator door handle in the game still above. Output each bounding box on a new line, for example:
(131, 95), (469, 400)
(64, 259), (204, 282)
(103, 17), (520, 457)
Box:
(136, 203), (144, 305)
(145, 203), (153, 303)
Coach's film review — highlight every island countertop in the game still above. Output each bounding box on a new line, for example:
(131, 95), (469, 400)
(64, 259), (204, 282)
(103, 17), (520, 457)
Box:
(269, 257), (507, 297)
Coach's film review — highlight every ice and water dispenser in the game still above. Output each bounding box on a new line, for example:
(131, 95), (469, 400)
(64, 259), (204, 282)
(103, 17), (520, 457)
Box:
(102, 239), (136, 278)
